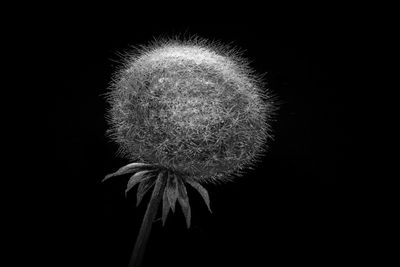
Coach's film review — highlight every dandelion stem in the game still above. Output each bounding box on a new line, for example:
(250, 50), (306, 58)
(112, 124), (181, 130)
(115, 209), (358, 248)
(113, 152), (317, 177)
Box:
(128, 172), (167, 267)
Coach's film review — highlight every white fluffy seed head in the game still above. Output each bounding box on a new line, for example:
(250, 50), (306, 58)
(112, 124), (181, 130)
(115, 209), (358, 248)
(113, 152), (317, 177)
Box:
(105, 35), (277, 184)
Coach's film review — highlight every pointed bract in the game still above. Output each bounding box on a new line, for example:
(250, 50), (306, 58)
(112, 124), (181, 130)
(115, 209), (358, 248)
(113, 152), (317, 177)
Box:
(149, 171), (167, 223)
(186, 178), (212, 213)
(136, 176), (157, 207)
(177, 176), (191, 228)
(166, 172), (179, 213)
(162, 187), (170, 226)
(103, 162), (151, 182)
(125, 170), (153, 197)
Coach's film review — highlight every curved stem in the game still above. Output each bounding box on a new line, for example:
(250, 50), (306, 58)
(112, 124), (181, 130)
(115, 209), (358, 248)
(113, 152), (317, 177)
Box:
(128, 172), (167, 267)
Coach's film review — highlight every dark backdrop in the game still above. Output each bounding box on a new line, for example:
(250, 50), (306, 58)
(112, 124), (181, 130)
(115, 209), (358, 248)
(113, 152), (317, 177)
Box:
(44, 19), (348, 267)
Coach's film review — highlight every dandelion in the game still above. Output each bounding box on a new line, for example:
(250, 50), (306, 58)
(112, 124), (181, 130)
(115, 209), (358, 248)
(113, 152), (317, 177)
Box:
(102, 35), (277, 267)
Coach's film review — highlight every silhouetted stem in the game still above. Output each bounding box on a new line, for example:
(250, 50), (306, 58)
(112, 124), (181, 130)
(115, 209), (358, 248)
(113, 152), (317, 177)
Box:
(128, 173), (167, 267)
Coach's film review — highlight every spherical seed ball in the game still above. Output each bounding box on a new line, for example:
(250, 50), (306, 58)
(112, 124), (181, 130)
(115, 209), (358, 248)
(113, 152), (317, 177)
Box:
(105, 37), (276, 184)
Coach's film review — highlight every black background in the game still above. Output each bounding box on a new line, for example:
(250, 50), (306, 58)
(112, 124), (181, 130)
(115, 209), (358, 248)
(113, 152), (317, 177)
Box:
(41, 16), (351, 267)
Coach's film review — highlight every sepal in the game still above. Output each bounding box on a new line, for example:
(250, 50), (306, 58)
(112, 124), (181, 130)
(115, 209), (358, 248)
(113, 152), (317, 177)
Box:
(103, 162), (151, 182)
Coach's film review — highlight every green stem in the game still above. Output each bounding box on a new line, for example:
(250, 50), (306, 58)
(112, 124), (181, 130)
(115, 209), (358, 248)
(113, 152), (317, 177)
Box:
(128, 172), (167, 267)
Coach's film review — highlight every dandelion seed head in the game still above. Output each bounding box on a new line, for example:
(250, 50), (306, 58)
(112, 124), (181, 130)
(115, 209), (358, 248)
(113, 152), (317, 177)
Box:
(105, 35), (277, 184)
